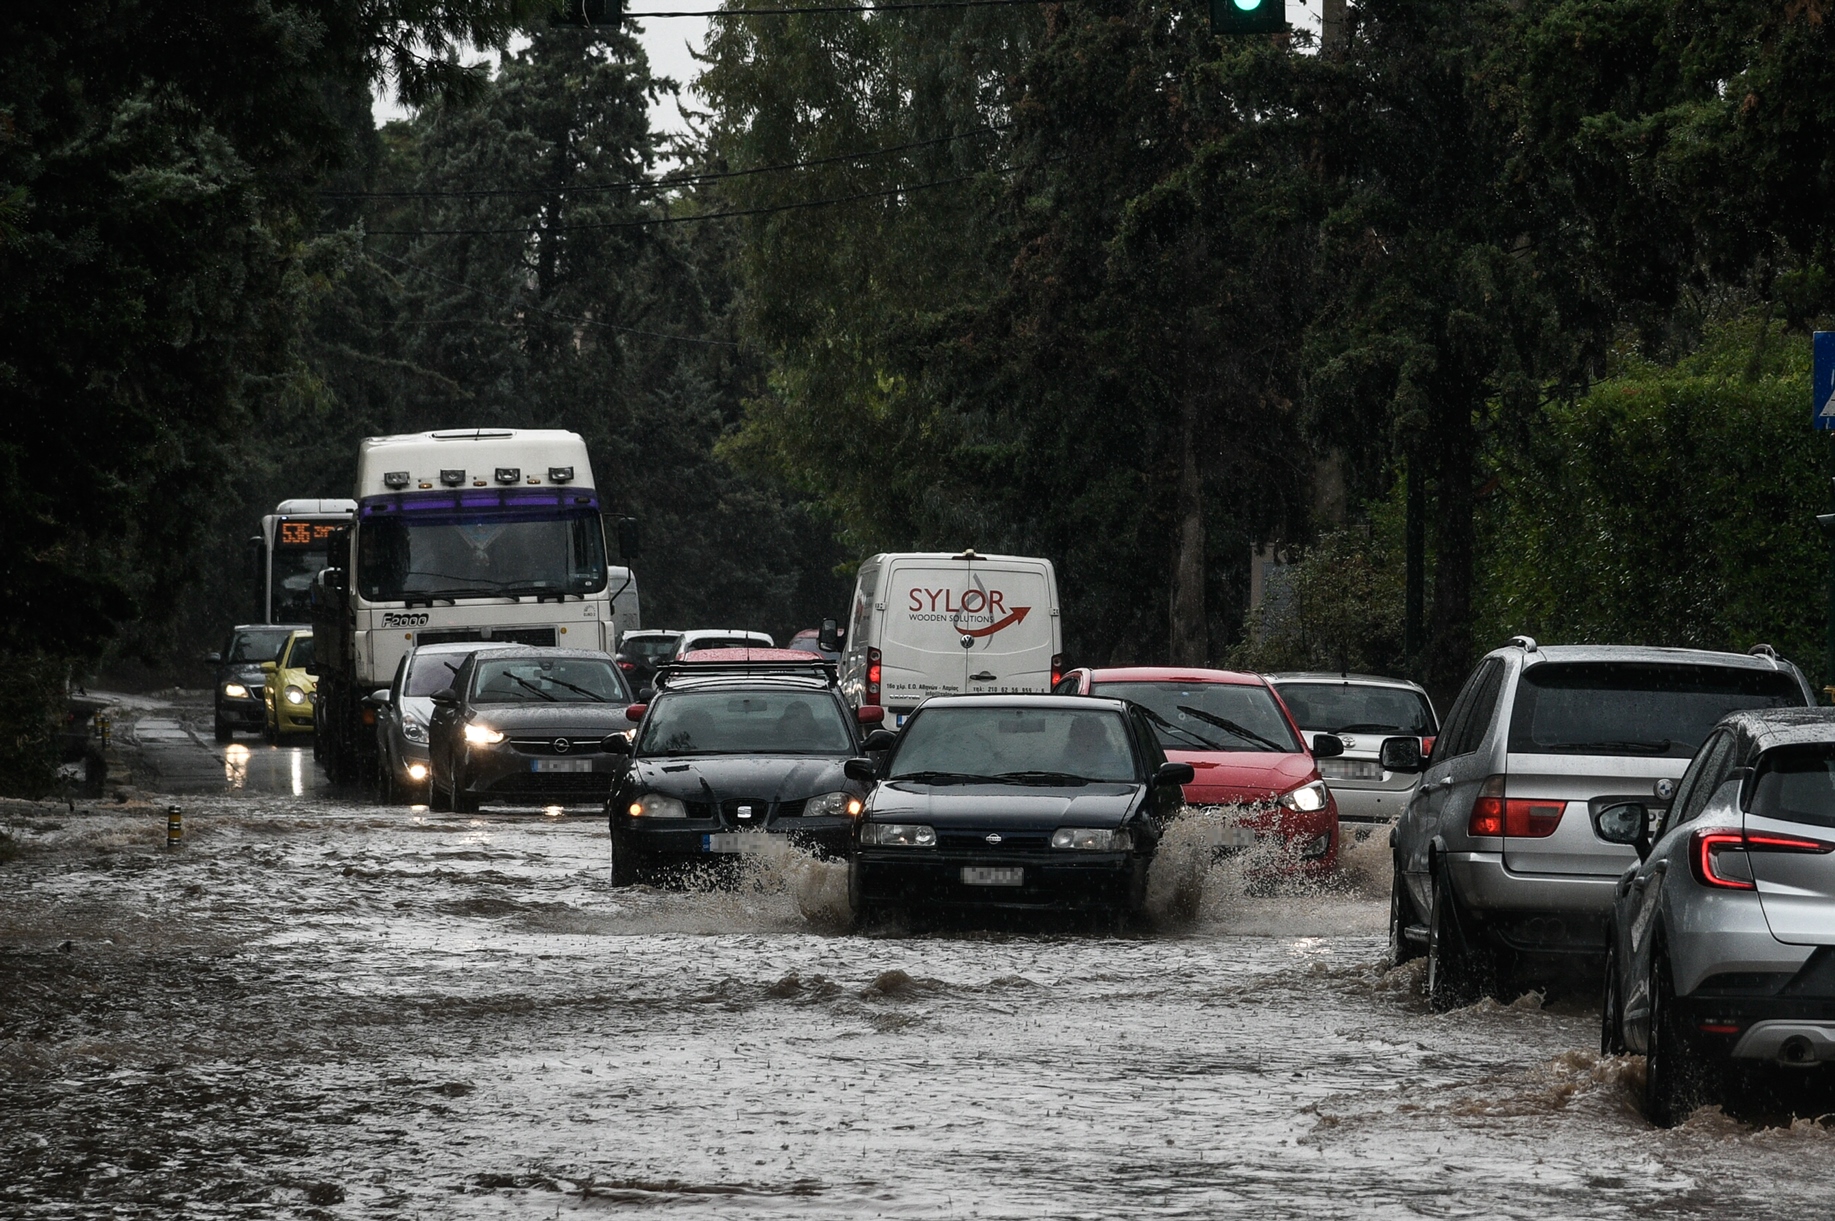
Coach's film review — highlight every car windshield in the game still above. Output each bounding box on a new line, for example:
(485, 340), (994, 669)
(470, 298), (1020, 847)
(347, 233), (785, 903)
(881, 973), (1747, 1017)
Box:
(623, 635), (681, 660)
(889, 706), (1138, 783)
(357, 507), (606, 601)
(637, 690), (853, 755)
(1508, 663), (1803, 759)
(406, 651), (471, 697)
(1274, 682), (1436, 735)
(284, 635), (315, 669)
(1092, 682), (1300, 753)
(471, 657), (625, 704)
(228, 629), (293, 663)
(1751, 744), (1835, 829)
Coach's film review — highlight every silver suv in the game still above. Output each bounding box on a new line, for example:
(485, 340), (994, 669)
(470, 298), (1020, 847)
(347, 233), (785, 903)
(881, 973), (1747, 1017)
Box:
(1599, 708), (1835, 1125)
(1268, 673), (1438, 824)
(1384, 639), (1812, 1010)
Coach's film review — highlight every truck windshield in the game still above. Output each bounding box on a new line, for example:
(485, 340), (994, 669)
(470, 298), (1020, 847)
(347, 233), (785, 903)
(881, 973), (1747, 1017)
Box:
(637, 690), (854, 755)
(357, 509), (606, 602)
(889, 706), (1138, 783)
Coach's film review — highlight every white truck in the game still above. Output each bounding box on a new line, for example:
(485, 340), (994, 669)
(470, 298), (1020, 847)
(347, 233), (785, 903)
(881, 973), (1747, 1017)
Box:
(835, 550), (1061, 725)
(310, 428), (640, 783)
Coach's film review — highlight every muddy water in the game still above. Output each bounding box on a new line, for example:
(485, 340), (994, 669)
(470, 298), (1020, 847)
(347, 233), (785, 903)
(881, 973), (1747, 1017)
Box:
(4, 778), (1835, 1216)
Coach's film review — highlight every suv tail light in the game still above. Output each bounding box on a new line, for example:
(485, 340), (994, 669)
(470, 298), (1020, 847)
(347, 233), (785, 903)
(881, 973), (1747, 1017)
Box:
(1692, 828), (1834, 891)
(866, 647), (882, 704)
(1467, 778), (1566, 838)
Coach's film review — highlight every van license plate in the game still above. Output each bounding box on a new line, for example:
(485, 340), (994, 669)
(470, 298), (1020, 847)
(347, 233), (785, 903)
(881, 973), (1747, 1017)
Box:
(704, 833), (767, 855)
(532, 759), (593, 773)
(961, 866), (1023, 887)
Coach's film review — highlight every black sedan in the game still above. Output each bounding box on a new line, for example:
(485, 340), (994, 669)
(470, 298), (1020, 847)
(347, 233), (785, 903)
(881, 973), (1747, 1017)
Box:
(849, 695), (1192, 920)
(427, 647), (633, 812)
(608, 666), (893, 885)
(208, 623), (300, 741)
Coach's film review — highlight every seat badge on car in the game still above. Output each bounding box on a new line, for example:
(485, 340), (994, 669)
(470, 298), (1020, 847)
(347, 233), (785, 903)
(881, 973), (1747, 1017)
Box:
(738, 804), (754, 820)
(553, 738), (571, 754)
(985, 833), (1003, 845)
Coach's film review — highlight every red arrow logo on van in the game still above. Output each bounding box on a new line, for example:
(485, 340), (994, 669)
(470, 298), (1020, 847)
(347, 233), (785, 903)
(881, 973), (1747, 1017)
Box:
(961, 606), (1031, 638)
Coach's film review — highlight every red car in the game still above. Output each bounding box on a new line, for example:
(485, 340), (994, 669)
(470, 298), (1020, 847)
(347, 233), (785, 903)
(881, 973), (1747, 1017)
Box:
(1056, 667), (1344, 873)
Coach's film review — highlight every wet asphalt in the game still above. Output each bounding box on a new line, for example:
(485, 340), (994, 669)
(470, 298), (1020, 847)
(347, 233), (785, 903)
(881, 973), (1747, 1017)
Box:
(3, 694), (1835, 1218)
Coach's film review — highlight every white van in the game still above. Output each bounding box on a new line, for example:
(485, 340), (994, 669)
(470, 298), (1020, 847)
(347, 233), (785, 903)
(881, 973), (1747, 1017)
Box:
(837, 551), (1061, 722)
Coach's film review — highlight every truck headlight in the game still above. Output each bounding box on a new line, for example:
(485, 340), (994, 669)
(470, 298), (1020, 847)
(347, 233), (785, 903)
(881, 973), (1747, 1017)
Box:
(463, 723), (505, 745)
(861, 823), (935, 847)
(1278, 780), (1330, 813)
(628, 793), (688, 818)
(805, 791), (864, 818)
(222, 683), (249, 699)
(283, 685), (307, 706)
(1051, 827), (1131, 851)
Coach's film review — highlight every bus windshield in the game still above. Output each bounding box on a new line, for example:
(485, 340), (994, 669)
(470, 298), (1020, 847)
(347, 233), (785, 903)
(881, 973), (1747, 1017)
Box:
(357, 508), (607, 602)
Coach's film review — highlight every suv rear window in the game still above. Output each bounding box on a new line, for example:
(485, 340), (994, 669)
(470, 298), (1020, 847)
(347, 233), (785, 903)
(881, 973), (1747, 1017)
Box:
(1508, 663), (1803, 759)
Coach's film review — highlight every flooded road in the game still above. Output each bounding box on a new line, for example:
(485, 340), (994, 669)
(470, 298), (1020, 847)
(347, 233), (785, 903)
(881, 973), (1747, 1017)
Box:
(5, 699), (1835, 1217)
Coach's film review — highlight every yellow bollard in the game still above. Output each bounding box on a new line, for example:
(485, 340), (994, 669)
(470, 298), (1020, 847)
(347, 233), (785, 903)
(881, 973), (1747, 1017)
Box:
(166, 805), (182, 848)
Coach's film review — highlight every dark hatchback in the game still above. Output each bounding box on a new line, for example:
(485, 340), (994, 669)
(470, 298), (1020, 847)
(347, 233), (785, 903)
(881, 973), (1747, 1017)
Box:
(427, 647), (633, 812)
(607, 655), (892, 886)
(850, 695), (1192, 920)
(209, 624), (301, 741)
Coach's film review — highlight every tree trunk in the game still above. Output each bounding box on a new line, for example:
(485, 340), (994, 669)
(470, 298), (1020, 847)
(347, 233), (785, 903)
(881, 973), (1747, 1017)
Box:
(1170, 402), (1207, 666)
(1422, 405), (1476, 704)
(1404, 447), (1425, 664)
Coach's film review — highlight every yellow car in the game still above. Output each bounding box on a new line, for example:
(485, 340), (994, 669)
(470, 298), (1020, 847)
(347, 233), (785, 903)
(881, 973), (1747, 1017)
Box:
(261, 629), (317, 741)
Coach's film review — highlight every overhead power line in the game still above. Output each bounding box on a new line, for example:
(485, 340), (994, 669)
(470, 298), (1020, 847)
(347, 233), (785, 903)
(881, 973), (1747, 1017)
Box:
(624, 0), (1050, 15)
(321, 126), (1005, 201)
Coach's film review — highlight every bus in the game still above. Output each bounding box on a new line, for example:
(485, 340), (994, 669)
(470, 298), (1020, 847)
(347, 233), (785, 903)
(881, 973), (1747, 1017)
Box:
(252, 499), (358, 623)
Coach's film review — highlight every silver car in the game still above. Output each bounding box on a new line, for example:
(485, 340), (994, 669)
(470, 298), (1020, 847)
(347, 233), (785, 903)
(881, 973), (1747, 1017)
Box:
(1267, 673), (1437, 824)
(1599, 708), (1835, 1125)
(1384, 639), (1813, 1010)
(374, 641), (488, 804)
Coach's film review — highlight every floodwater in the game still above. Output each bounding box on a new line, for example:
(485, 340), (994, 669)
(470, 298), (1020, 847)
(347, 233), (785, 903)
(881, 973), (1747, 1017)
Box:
(4, 699), (1835, 1218)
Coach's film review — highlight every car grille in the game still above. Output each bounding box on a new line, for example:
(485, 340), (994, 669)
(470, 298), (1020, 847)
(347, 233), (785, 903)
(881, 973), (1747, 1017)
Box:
(935, 828), (1050, 851)
(510, 736), (611, 755)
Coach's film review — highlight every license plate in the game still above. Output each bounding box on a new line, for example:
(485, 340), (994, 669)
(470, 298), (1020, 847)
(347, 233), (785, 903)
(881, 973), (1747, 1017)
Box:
(703, 833), (769, 855)
(961, 865), (1023, 887)
(1202, 826), (1260, 848)
(531, 759), (594, 773)
(1319, 759), (1384, 781)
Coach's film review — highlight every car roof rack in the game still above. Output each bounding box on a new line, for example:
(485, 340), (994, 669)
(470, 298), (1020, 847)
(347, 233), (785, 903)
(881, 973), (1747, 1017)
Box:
(1507, 634), (1538, 653)
(654, 650), (838, 690)
(1748, 642), (1779, 660)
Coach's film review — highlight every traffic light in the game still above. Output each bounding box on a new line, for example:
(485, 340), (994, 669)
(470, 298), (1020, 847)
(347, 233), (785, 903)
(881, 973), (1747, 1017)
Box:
(555, 0), (623, 26)
(1210, 0), (1286, 36)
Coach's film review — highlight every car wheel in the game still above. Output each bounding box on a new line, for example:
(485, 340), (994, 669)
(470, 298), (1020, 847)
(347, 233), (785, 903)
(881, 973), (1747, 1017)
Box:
(214, 716), (233, 744)
(1426, 861), (1492, 1012)
(1600, 945), (1627, 1056)
(1390, 861), (1423, 965)
(452, 768), (480, 814)
(611, 841), (647, 887)
(429, 761), (451, 812)
(1644, 941), (1707, 1127)
(263, 712), (279, 745)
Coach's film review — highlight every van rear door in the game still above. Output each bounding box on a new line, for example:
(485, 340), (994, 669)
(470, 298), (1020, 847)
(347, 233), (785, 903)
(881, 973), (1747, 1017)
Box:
(879, 557), (1057, 709)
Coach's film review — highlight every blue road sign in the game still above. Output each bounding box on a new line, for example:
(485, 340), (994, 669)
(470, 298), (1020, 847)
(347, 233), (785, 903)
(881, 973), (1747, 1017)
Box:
(1817, 331), (1835, 430)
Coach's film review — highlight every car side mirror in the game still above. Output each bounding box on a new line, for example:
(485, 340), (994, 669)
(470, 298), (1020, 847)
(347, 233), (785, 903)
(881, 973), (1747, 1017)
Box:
(260, 661), (277, 673)
(430, 687), (460, 706)
(1379, 737), (1424, 773)
(861, 728), (898, 752)
(625, 703), (648, 723)
(856, 704), (885, 725)
(205, 652), (223, 665)
(819, 618), (840, 652)
(844, 757), (877, 783)
(1593, 801), (1651, 859)
(1311, 733), (1345, 759)
(367, 689), (391, 705)
(1154, 761), (1195, 787)
(600, 734), (631, 754)
(637, 686), (655, 702)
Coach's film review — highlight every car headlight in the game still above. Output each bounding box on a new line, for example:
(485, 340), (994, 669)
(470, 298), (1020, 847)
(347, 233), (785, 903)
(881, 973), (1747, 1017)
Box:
(1051, 827), (1132, 851)
(627, 793), (688, 818)
(805, 791), (864, 818)
(463, 722), (505, 745)
(861, 822), (935, 847)
(283, 684), (307, 706)
(1279, 780), (1331, 813)
(223, 683), (249, 699)
(402, 719), (428, 744)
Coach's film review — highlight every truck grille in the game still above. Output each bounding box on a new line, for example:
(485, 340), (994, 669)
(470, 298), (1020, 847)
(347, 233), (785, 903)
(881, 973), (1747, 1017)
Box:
(416, 626), (558, 648)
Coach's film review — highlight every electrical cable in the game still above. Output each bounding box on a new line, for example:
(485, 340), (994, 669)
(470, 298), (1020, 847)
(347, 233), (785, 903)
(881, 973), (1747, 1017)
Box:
(623, 0), (1049, 15)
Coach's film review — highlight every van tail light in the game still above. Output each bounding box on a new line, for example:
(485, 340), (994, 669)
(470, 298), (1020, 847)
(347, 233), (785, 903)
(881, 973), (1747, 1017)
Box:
(866, 647), (882, 703)
(1467, 777), (1564, 838)
(1692, 829), (1834, 891)
(1051, 653), (1063, 689)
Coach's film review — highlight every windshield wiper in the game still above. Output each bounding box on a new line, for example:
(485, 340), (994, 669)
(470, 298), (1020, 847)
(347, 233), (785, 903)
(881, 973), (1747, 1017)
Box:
(507, 674), (558, 702)
(1544, 739), (1674, 755)
(1176, 705), (1286, 752)
(1137, 706), (1226, 751)
(991, 770), (1092, 786)
(542, 676), (608, 702)
(892, 770), (997, 785)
